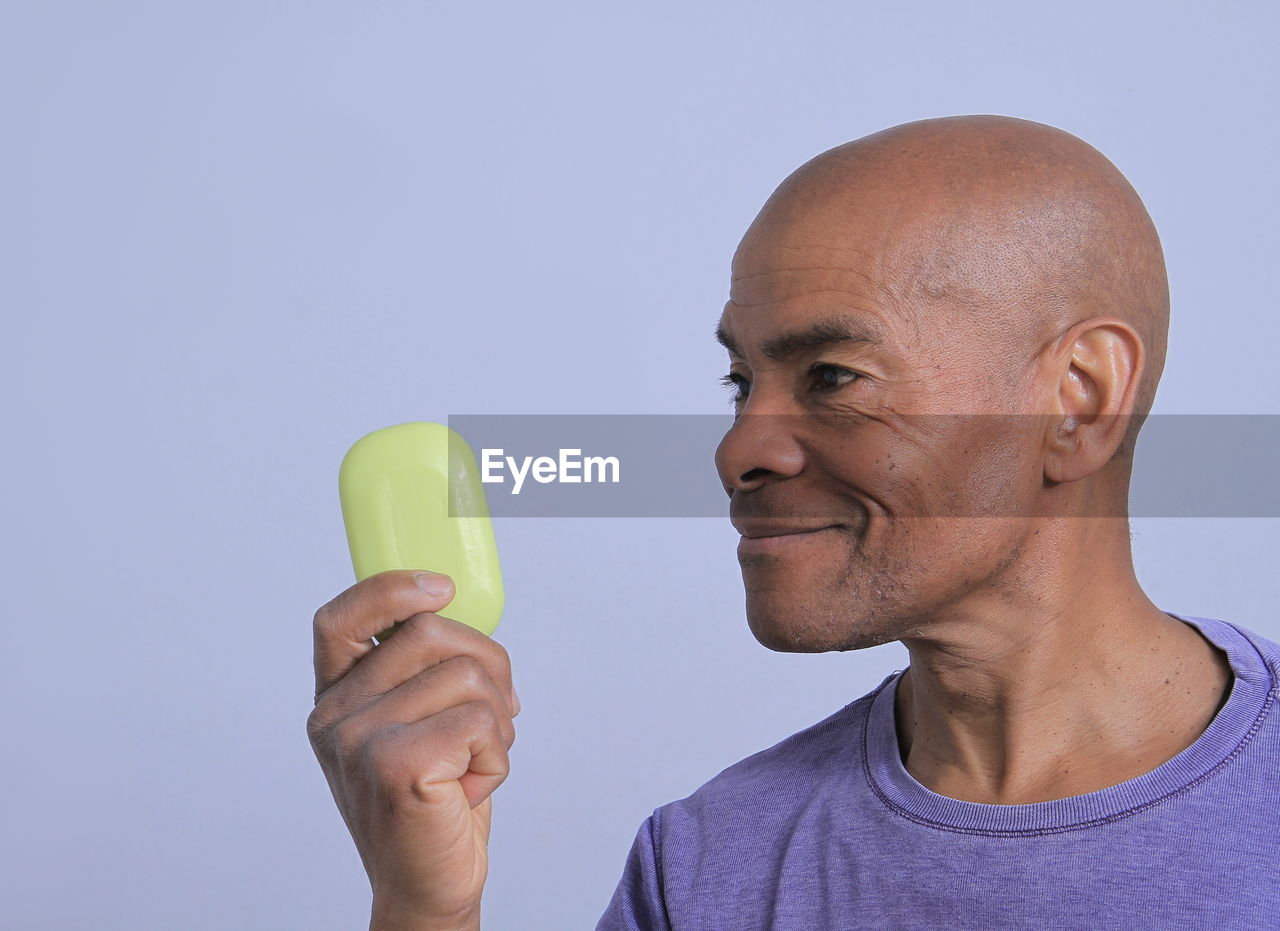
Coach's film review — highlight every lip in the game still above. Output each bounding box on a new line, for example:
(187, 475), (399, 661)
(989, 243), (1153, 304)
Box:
(737, 525), (840, 554)
(732, 516), (840, 538)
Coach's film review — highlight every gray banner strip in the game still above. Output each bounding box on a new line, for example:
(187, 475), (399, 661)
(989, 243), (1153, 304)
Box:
(445, 414), (1280, 517)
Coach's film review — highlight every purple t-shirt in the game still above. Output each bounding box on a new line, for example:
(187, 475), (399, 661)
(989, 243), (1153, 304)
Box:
(597, 613), (1280, 929)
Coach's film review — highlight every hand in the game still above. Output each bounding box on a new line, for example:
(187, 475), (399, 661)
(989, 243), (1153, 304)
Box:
(307, 570), (520, 928)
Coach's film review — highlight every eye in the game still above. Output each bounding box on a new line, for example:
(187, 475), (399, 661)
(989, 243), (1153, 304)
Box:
(719, 365), (862, 406)
(811, 363), (862, 392)
(719, 372), (748, 405)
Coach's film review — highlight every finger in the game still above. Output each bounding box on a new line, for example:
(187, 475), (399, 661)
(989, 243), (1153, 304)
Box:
(341, 654), (517, 751)
(374, 702), (512, 811)
(313, 569), (456, 700)
(312, 611), (517, 726)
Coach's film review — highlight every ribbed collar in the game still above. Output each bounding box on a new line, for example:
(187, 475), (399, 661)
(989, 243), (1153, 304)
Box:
(863, 613), (1276, 834)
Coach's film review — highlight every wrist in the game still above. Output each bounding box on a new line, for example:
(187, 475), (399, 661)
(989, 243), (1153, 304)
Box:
(370, 898), (480, 931)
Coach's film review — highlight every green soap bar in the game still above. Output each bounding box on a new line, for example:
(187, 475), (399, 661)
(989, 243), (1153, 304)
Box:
(338, 421), (504, 640)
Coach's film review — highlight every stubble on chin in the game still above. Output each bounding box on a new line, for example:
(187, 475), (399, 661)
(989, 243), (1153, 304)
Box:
(742, 543), (913, 653)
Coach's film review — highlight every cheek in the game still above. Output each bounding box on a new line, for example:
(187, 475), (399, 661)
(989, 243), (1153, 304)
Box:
(944, 421), (1040, 517)
(812, 422), (953, 519)
(895, 417), (1038, 518)
(809, 415), (1037, 520)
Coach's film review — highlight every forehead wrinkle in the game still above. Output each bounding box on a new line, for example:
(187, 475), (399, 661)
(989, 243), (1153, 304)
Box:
(718, 305), (912, 378)
(730, 259), (907, 313)
(726, 286), (888, 310)
(723, 283), (922, 364)
(732, 235), (926, 346)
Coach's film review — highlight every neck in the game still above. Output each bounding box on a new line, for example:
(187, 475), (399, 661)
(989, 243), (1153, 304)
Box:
(893, 517), (1233, 804)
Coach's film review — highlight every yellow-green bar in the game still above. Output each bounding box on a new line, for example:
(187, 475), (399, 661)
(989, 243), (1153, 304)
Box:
(338, 421), (505, 640)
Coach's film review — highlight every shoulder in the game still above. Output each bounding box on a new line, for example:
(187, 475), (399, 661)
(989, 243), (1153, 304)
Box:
(1227, 619), (1280, 673)
(654, 675), (893, 835)
(1188, 614), (1280, 687)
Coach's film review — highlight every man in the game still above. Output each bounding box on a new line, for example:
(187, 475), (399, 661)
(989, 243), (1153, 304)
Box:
(308, 115), (1279, 929)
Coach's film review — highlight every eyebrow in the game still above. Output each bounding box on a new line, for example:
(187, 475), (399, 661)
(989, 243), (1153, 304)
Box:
(714, 315), (883, 361)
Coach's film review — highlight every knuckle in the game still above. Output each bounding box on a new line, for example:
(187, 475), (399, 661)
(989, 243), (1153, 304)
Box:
(305, 706), (330, 744)
(312, 602), (336, 637)
(401, 611), (442, 641)
(450, 654), (487, 688)
(489, 638), (512, 671)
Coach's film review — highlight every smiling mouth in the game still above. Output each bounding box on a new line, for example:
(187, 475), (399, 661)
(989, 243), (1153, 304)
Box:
(737, 525), (841, 554)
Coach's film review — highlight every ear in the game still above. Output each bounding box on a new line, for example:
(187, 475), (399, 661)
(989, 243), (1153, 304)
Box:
(1042, 317), (1145, 484)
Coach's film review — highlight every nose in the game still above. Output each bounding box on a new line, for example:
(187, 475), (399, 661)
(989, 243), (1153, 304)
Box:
(714, 411), (806, 496)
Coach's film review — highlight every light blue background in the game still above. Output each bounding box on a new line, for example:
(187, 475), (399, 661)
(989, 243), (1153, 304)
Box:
(4, 2), (1277, 928)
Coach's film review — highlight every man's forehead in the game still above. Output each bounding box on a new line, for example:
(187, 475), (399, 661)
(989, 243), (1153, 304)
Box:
(723, 212), (943, 359)
(719, 229), (909, 348)
(732, 227), (889, 280)
(728, 213), (913, 306)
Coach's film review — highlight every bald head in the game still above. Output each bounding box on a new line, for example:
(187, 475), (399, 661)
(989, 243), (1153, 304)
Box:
(732, 114), (1168, 454)
(716, 115), (1174, 652)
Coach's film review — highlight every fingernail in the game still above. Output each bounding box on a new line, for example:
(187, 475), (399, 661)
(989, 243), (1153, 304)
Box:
(512, 685), (522, 717)
(415, 571), (453, 597)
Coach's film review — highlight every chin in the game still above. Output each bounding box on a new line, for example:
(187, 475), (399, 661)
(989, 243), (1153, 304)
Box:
(744, 595), (903, 653)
